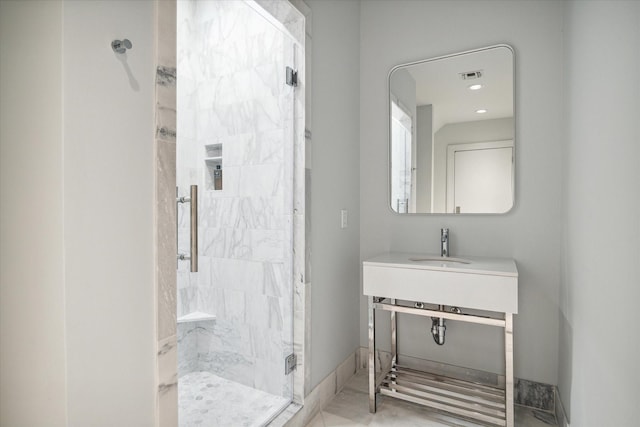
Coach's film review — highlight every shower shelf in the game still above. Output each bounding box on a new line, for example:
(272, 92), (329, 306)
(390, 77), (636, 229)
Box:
(177, 311), (216, 324)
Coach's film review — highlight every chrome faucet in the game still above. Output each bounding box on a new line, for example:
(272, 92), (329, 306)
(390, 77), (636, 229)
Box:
(440, 228), (449, 257)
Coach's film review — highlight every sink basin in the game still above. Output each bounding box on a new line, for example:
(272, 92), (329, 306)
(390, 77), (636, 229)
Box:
(363, 253), (518, 313)
(409, 256), (471, 264)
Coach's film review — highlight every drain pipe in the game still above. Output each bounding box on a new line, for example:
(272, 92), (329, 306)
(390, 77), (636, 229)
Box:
(431, 305), (446, 345)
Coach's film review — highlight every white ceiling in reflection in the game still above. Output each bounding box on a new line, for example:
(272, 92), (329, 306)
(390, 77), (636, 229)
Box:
(405, 46), (513, 131)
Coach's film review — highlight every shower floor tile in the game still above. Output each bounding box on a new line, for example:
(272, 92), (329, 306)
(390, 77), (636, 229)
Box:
(179, 371), (290, 427)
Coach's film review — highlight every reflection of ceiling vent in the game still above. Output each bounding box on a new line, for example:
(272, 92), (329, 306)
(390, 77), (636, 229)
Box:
(459, 70), (483, 80)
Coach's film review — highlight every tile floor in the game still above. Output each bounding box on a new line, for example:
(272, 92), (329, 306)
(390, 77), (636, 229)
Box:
(305, 370), (558, 427)
(178, 371), (290, 427)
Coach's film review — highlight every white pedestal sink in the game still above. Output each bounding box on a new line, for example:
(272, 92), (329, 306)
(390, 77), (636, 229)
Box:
(363, 252), (518, 427)
(363, 252), (518, 313)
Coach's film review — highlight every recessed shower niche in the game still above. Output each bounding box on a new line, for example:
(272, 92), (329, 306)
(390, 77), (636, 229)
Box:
(175, 0), (306, 425)
(204, 143), (222, 191)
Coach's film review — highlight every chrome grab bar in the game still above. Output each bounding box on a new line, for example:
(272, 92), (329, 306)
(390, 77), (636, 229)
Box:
(176, 185), (198, 272)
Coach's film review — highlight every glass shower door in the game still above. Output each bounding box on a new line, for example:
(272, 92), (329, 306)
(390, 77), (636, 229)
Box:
(176, 1), (299, 425)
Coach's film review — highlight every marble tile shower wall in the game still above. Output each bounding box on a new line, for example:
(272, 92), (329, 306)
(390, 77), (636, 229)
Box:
(156, 0), (178, 424)
(176, 0), (297, 398)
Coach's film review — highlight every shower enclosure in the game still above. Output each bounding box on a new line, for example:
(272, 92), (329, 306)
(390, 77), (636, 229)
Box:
(175, 1), (304, 425)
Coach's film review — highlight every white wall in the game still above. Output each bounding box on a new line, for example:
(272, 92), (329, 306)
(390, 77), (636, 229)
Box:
(0, 2), (67, 425)
(560, 1), (640, 424)
(63, 1), (156, 425)
(1, 1), (156, 425)
(307, 0), (361, 390)
(360, 0), (564, 385)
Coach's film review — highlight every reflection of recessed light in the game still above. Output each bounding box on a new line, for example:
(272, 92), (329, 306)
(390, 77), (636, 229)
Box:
(469, 84), (483, 90)
(476, 109), (488, 114)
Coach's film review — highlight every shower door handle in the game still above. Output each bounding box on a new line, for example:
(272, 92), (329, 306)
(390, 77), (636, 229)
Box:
(189, 185), (198, 272)
(177, 184), (198, 272)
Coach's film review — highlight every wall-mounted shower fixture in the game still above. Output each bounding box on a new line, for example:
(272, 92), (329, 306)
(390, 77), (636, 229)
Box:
(177, 185), (198, 272)
(111, 39), (132, 54)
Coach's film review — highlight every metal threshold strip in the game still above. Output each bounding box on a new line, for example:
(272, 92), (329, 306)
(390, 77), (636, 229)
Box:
(380, 365), (507, 426)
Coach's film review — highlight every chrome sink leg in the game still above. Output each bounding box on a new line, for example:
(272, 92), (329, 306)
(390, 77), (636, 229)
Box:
(368, 295), (376, 413)
(391, 298), (397, 392)
(391, 298), (397, 365)
(505, 313), (514, 427)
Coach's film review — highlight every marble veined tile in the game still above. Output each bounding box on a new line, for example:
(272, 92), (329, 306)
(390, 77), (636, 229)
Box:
(244, 293), (283, 330)
(214, 288), (247, 324)
(239, 163), (284, 198)
(157, 139), (177, 340)
(198, 351), (255, 387)
(252, 62), (285, 98)
(177, 0), (301, 406)
(201, 227), (251, 259)
(250, 324), (284, 361)
(254, 357), (285, 396)
(177, 283), (198, 320)
(306, 412), (324, 427)
(177, 323), (198, 377)
(200, 195), (284, 230)
(178, 371), (289, 427)
(251, 229), (285, 262)
(157, 65), (176, 87)
(254, 95), (292, 134)
(263, 261), (286, 297)
(205, 319), (254, 355)
(215, 101), (257, 136)
(254, 0), (305, 46)
(159, 335), (178, 427)
(223, 129), (286, 167)
(214, 70), (256, 104)
(515, 378), (555, 412)
(210, 257), (263, 293)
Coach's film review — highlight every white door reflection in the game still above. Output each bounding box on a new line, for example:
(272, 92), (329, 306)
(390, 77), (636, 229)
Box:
(446, 140), (514, 213)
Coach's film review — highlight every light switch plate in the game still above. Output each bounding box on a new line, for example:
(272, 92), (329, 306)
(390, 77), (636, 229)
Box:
(341, 209), (348, 229)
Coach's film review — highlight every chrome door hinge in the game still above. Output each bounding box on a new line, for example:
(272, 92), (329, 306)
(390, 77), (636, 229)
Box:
(286, 66), (298, 87)
(285, 353), (297, 374)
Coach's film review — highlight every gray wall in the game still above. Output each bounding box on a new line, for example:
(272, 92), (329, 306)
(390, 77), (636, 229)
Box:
(1, 1), (157, 425)
(390, 69), (416, 115)
(63, 3), (156, 424)
(560, 1), (640, 424)
(416, 105), (433, 213)
(308, 0), (361, 390)
(360, 0), (564, 385)
(0, 2), (67, 425)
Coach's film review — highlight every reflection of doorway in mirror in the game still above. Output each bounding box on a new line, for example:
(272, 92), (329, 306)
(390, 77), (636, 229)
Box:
(445, 140), (514, 213)
(391, 101), (414, 213)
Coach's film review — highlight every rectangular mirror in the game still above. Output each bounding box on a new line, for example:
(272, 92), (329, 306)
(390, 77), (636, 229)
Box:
(389, 45), (515, 214)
